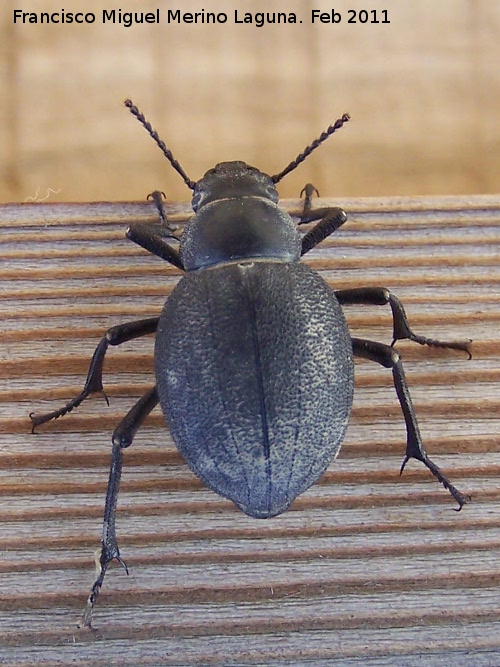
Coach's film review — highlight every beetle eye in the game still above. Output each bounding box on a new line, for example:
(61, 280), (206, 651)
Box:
(191, 189), (203, 211)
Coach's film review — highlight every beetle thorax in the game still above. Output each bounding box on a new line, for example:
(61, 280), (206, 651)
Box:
(180, 161), (301, 271)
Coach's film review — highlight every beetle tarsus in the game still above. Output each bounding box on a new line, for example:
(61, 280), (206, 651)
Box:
(391, 332), (472, 359)
(400, 452), (471, 511)
(82, 552), (129, 629)
(299, 183), (320, 217)
(29, 386), (106, 432)
(387, 292), (472, 357)
(147, 190), (178, 236)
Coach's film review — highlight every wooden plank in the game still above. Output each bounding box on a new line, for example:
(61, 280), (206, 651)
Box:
(0, 195), (499, 664)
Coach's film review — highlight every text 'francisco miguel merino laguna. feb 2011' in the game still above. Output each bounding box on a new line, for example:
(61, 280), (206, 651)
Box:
(12, 8), (391, 28)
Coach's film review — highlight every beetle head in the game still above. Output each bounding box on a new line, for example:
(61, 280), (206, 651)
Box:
(191, 161), (279, 211)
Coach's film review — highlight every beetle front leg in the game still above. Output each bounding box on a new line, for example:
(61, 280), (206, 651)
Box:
(127, 219), (184, 271)
(336, 287), (472, 357)
(297, 183), (348, 256)
(30, 317), (159, 430)
(147, 190), (177, 233)
(352, 337), (470, 510)
(82, 386), (160, 629)
(299, 183), (320, 218)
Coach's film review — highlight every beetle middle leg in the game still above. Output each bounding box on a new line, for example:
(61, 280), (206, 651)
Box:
(30, 317), (159, 430)
(352, 337), (470, 510)
(336, 286), (472, 356)
(82, 385), (159, 628)
(298, 184), (348, 256)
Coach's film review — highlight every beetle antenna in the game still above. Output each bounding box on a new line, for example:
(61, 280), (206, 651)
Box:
(271, 113), (350, 184)
(124, 99), (196, 190)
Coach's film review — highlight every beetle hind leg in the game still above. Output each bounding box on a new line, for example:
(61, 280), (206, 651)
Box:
(352, 337), (470, 510)
(336, 287), (472, 358)
(82, 386), (160, 628)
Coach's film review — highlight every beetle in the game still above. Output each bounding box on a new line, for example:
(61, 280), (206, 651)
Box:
(30, 99), (471, 627)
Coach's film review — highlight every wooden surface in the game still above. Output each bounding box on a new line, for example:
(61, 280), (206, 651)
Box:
(1, 0), (500, 203)
(1, 195), (499, 665)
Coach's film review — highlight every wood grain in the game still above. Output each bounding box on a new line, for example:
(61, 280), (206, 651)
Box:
(1, 195), (499, 665)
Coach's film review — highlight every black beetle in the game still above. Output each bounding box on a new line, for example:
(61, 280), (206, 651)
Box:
(30, 99), (471, 627)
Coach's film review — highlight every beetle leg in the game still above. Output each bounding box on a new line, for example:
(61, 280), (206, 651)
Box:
(298, 184), (348, 254)
(30, 317), (159, 430)
(351, 337), (470, 510)
(127, 221), (184, 271)
(299, 183), (320, 217)
(147, 190), (178, 233)
(297, 184), (348, 256)
(300, 208), (348, 256)
(82, 386), (159, 628)
(336, 287), (472, 357)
